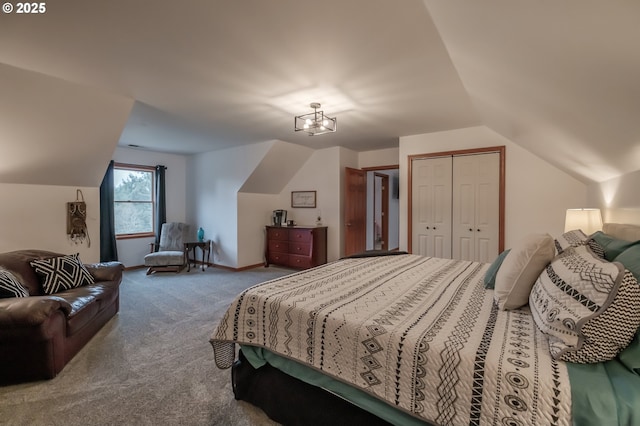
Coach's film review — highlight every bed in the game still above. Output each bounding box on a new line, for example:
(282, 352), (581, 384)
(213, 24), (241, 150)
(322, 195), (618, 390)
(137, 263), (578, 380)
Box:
(210, 223), (640, 426)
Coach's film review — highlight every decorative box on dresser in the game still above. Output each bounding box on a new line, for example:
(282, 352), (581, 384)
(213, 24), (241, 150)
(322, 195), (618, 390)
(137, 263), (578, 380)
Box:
(265, 225), (328, 269)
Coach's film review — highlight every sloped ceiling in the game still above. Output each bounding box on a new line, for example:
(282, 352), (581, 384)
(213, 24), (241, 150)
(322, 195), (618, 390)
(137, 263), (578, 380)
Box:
(0, 64), (133, 186)
(0, 0), (638, 185)
(424, 0), (640, 183)
(240, 141), (314, 194)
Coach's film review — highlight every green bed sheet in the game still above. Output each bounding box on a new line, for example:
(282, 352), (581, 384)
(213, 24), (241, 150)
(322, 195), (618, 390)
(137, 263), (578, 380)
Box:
(241, 344), (640, 426)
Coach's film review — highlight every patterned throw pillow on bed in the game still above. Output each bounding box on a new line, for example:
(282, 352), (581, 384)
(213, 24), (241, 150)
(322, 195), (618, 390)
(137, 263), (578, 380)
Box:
(554, 229), (589, 254)
(30, 253), (94, 295)
(0, 269), (29, 298)
(530, 245), (640, 363)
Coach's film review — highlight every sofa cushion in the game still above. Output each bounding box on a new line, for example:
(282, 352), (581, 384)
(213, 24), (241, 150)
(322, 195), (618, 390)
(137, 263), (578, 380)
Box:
(144, 250), (185, 266)
(30, 254), (95, 295)
(0, 269), (29, 298)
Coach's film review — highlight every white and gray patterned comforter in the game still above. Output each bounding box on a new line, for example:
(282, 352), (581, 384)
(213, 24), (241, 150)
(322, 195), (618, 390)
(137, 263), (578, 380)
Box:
(211, 254), (571, 426)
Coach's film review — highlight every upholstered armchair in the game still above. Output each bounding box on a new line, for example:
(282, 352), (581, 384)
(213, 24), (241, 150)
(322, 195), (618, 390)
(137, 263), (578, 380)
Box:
(144, 222), (189, 275)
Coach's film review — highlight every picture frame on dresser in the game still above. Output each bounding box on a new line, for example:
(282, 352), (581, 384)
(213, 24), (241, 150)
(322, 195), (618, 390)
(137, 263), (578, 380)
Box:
(291, 190), (316, 208)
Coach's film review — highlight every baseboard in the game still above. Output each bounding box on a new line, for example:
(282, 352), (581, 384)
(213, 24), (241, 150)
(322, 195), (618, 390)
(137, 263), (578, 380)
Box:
(124, 265), (147, 271)
(213, 262), (265, 272)
(125, 262), (265, 272)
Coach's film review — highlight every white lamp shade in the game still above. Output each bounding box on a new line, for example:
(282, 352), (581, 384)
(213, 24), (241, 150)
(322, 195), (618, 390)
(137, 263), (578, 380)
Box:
(564, 208), (603, 235)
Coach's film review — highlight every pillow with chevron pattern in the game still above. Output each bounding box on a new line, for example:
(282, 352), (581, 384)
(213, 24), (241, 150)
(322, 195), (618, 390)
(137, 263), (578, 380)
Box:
(0, 269), (29, 298)
(30, 253), (94, 295)
(530, 244), (640, 363)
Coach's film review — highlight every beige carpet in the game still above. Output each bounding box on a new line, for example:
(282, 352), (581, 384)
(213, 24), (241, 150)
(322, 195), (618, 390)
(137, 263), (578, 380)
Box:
(0, 266), (293, 426)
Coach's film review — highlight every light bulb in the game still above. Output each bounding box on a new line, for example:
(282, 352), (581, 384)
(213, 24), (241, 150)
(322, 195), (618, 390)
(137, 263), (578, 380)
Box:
(323, 119), (329, 126)
(303, 123), (309, 129)
(305, 119), (312, 125)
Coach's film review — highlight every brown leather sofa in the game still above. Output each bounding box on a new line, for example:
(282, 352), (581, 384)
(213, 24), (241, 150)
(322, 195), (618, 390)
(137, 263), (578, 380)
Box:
(0, 249), (123, 384)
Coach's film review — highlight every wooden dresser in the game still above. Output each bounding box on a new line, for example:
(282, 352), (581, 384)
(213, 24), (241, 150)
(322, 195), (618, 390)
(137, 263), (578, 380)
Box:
(265, 225), (327, 269)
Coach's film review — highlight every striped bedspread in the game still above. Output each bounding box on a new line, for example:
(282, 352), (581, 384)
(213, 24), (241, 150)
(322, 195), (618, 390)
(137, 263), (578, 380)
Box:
(211, 254), (571, 426)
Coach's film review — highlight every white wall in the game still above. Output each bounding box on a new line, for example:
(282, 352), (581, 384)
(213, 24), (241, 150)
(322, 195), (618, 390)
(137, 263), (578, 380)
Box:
(237, 193), (279, 267)
(358, 147), (400, 168)
(188, 141), (274, 268)
(0, 183), (100, 262)
(399, 126), (588, 251)
(588, 169), (640, 226)
(275, 146), (356, 262)
(188, 142), (354, 268)
(112, 147), (188, 267)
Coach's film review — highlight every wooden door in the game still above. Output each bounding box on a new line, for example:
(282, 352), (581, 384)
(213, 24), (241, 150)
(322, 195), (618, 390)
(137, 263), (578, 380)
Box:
(452, 153), (500, 262)
(345, 167), (367, 257)
(411, 157), (452, 258)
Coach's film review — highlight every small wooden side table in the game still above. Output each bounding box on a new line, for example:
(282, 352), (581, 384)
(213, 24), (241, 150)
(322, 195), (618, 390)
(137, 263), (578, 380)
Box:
(184, 240), (211, 272)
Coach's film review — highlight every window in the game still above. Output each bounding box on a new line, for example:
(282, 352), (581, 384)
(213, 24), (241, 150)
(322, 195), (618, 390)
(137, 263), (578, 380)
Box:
(114, 163), (155, 238)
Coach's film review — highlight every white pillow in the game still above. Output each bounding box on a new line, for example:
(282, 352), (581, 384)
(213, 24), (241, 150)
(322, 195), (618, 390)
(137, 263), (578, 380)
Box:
(494, 233), (555, 310)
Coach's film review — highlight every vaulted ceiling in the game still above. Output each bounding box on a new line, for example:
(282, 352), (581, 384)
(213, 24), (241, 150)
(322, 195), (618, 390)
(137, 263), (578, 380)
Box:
(0, 0), (638, 185)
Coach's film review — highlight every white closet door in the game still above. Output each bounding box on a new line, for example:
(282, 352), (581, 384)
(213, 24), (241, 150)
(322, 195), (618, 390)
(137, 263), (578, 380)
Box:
(411, 157), (452, 258)
(452, 153), (500, 262)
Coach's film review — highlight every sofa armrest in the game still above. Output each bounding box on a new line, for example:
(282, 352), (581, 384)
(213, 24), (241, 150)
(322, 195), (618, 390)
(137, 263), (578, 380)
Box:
(85, 262), (124, 282)
(0, 296), (72, 326)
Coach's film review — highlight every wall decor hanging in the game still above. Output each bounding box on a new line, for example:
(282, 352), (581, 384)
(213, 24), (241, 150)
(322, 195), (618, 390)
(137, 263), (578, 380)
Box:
(291, 190), (316, 208)
(67, 189), (90, 247)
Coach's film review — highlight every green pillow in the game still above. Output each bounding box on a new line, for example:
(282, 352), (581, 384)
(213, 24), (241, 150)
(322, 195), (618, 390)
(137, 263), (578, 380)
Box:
(590, 231), (639, 261)
(618, 330), (640, 375)
(614, 244), (640, 374)
(484, 249), (511, 289)
(614, 244), (640, 282)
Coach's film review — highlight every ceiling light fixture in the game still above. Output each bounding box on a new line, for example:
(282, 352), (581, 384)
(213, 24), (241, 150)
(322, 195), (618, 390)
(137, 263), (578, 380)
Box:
(294, 103), (337, 136)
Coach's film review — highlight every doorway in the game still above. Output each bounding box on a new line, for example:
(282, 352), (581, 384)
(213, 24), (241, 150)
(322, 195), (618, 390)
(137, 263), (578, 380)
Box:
(344, 166), (399, 256)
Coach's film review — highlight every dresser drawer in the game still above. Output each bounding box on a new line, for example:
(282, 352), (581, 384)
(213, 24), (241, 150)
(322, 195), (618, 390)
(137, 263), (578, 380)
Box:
(265, 225), (326, 269)
(289, 229), (312, 242)
(269, 240), (289, 253)
(267, 228), (288, 241)
(289, 255), (312, 269)
(289, 242), (310, 256)
(268, 252), (289, 265)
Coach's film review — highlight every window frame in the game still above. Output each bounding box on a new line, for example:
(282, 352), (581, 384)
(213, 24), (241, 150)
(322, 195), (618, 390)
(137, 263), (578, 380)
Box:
(113, 162), (156, 240)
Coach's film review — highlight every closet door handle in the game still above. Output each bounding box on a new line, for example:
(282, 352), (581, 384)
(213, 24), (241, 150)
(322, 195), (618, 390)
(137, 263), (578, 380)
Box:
(426, 226), (430, 229)
(477, 229), (481, 232)
(433, 227), (437, 230)
(469, 228), (473, 232)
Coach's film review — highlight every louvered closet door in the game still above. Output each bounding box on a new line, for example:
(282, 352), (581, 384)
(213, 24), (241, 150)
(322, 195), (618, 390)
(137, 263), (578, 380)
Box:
(452, 153), (500, 263)
(411, 157), (452, 258)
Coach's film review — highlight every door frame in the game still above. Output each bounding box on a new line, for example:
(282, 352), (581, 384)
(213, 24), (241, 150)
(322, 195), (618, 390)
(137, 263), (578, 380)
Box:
(407, 146), (505, 254)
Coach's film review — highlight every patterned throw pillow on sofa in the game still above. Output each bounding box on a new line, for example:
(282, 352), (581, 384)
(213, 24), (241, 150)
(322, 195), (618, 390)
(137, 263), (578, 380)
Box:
(0, 269), (29, 298)
(530, 245), (640, 363)
(30, 253), (94, 295)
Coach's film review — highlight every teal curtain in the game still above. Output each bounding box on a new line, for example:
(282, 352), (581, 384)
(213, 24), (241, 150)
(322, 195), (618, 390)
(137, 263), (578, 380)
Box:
(154, 165), (167, 246)
(99, 160), (118, 262)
